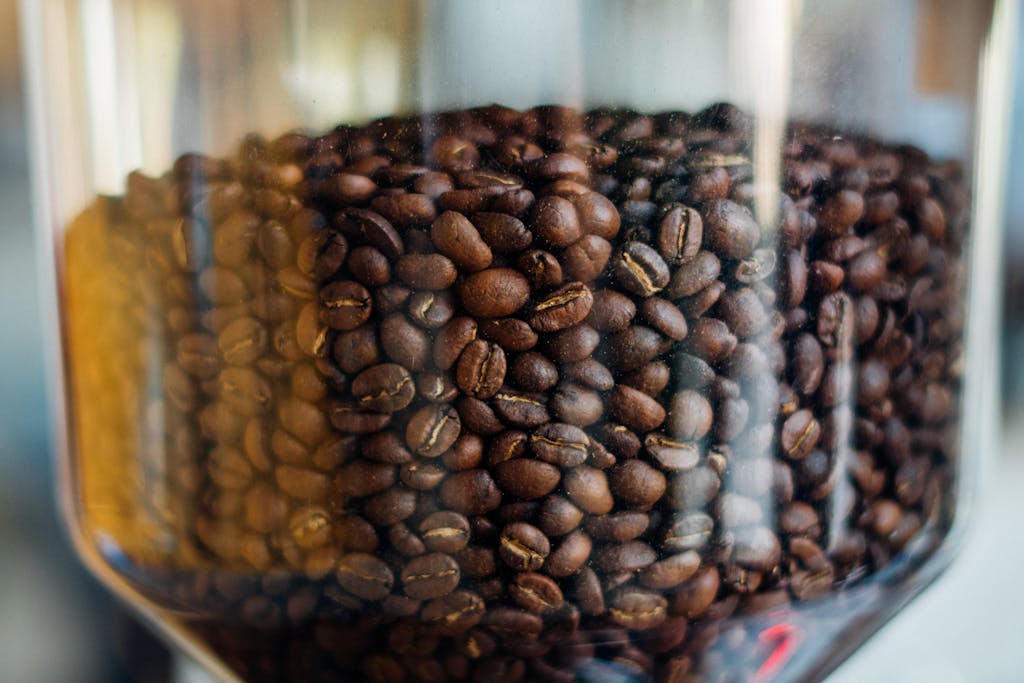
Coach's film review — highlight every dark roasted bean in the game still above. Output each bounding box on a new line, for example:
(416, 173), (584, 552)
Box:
(499, 522), (550, 571)
(615, 241), (670, 297)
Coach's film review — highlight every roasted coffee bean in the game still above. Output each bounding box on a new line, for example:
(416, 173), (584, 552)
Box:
(606, 325), (666, 372)
(528, 282), (594, 333)
(780, 409), (821, 460)
(509, 572), (564, 613)
(218, 316), (268, 365)
(472, 212), (533, 253)
(562, 235), (613, 282)
(668, 250), (721, 299)
(545, 530), (593, 578)
(531, 195), (582, 248)
(419, 512), (471, 553)
(645, 434), (700, 472)
(421, 590), (485, 634)
(478, 317), (538, 352)
(320, 280), (372, 330)
(615, 241), (670, 297)
(515, 249), (563, 289)
(341, 208), (404, 260)
(587, 290), (636, 331)
(662, 512), (714, 552)
(640, 297), (688, 340)
(336, 553), (394, 601)
(702, 199), (760, 259)
(564, 466), (614, 515)
(499, 522), (550, 571)
(440, 470), (502, 515)
(537, 495), (585, 537)
(458, 268), (530, 318)
(639, 551), (701, 590)
(406, 404), (462, 457)
(732, 526), (782, 572)
(570, 191), (620, 239)
(530, 423), (589, 467)
(456, 340), (507, 399)
(508, 352), (559, 392)
(573, 567), (606, 617)
(434, 317), (478, 370)
(492, 390), (550, 427)
(608, 588), (668, 630)
(351, 363), (415, 412)
(657, 203), (703, 264)
(610, 460), (667, 508)
(401, 553), (461, 600)
(494, 459), (561, 500)
(609, 385), (666, 433)
(430, 211), (493, 272)
(666, 391), (713, 442)
(400, 461), (446, 491)
(816, 189), (865, 237)
(685, 317), (738, 363)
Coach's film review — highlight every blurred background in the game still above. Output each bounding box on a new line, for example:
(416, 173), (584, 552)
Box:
(2, 1), (1024, 681)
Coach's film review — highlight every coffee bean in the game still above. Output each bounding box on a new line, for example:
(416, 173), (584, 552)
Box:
(499, 522), (550, 571)
(615, 241), (670, 297)
(336, 553), (394, 601)
(702, 199), (760, 259)
(657, 203), (703, 264)
(218, 317), (268, 365)
(562, 235), (613, 282)
(342, 208), (404, 260)
(780, 409), (821, 460)
(666, 391), (713, 442)
(685, 317), (737, 363)
(570, 191), (620, 239)
(456, 340), (507, 399)
(401, 553), (461, 600)
(640, 297), (688, 340)
(531, 195), (582, 247)
(420, 512), (471, 553)
(564, 466), (614, 515)
(606, 326), (666, 372)
(492, 391), (550, 428)
(406, 404), (462, 457)
(440, 470), (502, 515)
(669, 567), (719, 618)
(396, 254), (458, 290)
(662, 512), (714, 552)
(429, 211), (493, 272)
(609, 385), (666, 433)
(668, 250), (721, 299)
(515, 249), (562, 289)
(608, 588), (668, 630)
(645, 435), (700, 472)
(639, 551), (701, 590)
(458, 268), (530, 318)
(587, 290), (636, 331)
(352, 363), (415, 412)
(732, 526), (782, 571)
(472, 212), (532, 253)
(573, 567), (606, 617)
(494, 459), (561, 500)
(610, 460), (667, 508)
(478, 317), (538, 352)
(545, 530), (593, 578)
(537, 495), (584, 537)
(421, 590), (485, 634)
(400, 461), (446, 491)
(433, 317), (478, 370)
(320, 280), (372, 330)
(527, 282), (594, 333)
(509, 572), (564, 613)
(530, 423), (589, 467)
(508, 352), (559, 392)
(816, 189), (865, 237)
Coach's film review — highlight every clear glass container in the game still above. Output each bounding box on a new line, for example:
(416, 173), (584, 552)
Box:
(21, 1), (1016, 681)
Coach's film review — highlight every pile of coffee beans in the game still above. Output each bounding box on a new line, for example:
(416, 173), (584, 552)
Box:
(64, 103), (966, 682)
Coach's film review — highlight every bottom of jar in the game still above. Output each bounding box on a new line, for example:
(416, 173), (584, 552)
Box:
(84, 515), (957, 683)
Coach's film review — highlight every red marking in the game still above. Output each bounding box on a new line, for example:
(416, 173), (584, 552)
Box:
(755, 623), (802, 681)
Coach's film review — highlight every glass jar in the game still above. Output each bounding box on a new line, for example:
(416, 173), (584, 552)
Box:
(21, 1), (1015, 681)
